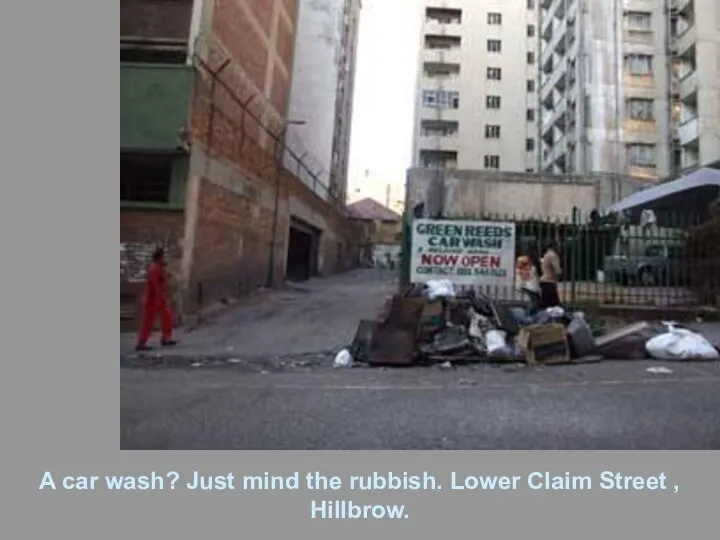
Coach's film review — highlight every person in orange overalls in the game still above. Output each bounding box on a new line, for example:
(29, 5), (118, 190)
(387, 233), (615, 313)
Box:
(136, 248), (178, 351)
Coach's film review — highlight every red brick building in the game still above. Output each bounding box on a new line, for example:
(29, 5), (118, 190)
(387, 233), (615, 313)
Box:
(120, 0), (359, 327)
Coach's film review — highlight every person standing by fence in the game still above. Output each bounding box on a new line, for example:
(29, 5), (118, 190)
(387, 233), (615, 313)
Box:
(539, 241), (562, 308)
(136, 248), (178, 351)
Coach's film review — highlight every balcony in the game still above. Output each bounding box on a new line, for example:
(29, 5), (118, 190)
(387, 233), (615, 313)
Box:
(541, 19), (568, 66)
(679, 71), (698, 101)
(121, 63), (194, 150)
(423, 19), (461, 36)
(542, 55), (568, 93)
(543, 98), (567, 133)
(678, 117), (699, 146)
(417, 134), (459, 153)
(423, 47), (461, 65)
(544, 137), (567, 167)
(671, 0), (693, 12)
(674, 24), (697, 56)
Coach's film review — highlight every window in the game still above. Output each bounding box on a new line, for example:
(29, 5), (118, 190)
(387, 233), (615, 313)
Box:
(645, 245), (666, 257)
(486, 95), (501, 109)
(667, 246), (685, 259)
(626, 11), (652, 32)
(527, 25), (535, 37)
(487, 67), (502, 80)
(526, 138), (535, 151)
(120, 47), (187, 64)
(422, 89), (459, 109)
(487, 39), (502, 52)
(627, 98), (654, 120)
(488, 12), (502, 25)
(422, 89), (437, 107)
(484, 155), (500, 169)
(526, 109), (536, 122)
(485, 125), (501, 138)
(485, 156), (500, 169)
(120, 153), (174, 203)
(625, 54), (653, 75)
(627, 143), (655, 166)
(527, 0), (535, 8)
(527, 52), (535, 64)
(527, 79), (535, 92)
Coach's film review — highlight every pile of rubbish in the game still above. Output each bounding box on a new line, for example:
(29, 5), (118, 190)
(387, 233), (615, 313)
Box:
(340, 279), (720, 368)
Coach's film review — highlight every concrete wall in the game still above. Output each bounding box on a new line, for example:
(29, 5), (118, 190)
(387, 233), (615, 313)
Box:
(286, 0), (345, 193)
(406, 167), (650, 219)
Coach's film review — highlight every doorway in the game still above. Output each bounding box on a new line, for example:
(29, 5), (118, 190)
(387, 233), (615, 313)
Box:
(286, 217), (320, 282)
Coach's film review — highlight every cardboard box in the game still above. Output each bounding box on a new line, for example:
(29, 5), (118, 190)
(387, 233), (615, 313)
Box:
(517, 324), (570, 365)
(416, 298), (445, 339)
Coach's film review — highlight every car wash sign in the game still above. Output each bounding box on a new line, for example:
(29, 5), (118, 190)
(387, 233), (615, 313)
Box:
(410, 219), (516, 285)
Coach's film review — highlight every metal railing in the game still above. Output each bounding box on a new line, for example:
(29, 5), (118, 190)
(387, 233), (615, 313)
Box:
(400, 208), (720, 308)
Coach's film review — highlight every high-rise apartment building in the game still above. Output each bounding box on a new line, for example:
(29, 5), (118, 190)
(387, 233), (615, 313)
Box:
(411, 1), (540, 172)
(538, 0), (720, 186)
(286, 0), (362, 204)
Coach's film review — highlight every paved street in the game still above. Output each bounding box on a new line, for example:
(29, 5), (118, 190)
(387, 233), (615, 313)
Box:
(121, 269), (720, 450)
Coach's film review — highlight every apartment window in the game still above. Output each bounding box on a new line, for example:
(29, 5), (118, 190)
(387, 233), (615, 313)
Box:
(487, 12), (502, 25)
(422, 89), (459, 109)
(527, 0), (535, 8)
(120, 153), (174, 203)
(526, 109), (536, 122)
(626, 11), (652, 32)
(487, 39), (502, 53)
(627, 98), (654, 120)
(627, 144), (655, 167)
(486, 95), (501, 109)
(527, 25), (535, 37)
(527, 79), (535, 92)
(485, 125), (501, 138)
(487, 67), (502, 80)
(484, 155), (500, 169)
(526, 138), (535, 151)
(527, 52), (535, 64)
(625, 54), (653, 75)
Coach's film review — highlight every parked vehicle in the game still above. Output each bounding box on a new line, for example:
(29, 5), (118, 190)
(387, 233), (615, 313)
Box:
(602, 225), (688, 286)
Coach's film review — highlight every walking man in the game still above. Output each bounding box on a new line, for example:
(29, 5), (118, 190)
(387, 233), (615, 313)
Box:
(136, 247), (178, 351)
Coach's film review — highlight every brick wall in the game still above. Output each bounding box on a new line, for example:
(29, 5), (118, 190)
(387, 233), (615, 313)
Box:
(120, 209), (185, 330)
(178, 0), (358, 313)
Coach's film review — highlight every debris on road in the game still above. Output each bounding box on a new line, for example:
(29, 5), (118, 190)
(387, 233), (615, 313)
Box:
(333, 349), (354, 368)
(646, 366), (674, 374)
(645, 323), (720, 361)
(347, 279), (720, 369)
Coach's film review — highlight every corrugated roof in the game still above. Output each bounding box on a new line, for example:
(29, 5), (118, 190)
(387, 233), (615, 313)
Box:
(604, 167), (720, 214)
(346, 198), (402, 222)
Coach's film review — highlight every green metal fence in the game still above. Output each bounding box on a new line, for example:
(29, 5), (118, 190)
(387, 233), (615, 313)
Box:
(400, 209), (720, 309)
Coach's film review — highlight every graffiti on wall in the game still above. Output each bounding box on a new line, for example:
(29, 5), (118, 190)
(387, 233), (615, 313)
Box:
(120, 243), (155, 283)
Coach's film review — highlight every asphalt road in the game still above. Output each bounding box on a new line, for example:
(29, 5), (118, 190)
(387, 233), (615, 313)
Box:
(121, 359), (720, 450)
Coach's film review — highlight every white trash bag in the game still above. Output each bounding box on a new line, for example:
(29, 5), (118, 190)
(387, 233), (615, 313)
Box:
(645, 323), (719, 361)
(485, 329), (508, 356)
(426, 279), (456, 300)
(333, 349), (354, 368)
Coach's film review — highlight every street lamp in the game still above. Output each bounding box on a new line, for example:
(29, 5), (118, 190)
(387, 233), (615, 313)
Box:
(267, 119), (307, 287)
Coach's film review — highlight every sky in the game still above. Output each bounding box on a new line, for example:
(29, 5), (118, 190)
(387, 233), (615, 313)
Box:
(346, 0), (422, 208)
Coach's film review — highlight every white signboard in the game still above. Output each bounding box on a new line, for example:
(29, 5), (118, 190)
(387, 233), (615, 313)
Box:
(410, 219), (516, 285)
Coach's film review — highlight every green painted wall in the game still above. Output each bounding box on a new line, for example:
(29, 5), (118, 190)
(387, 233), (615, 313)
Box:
(120, 63), (193, 150)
